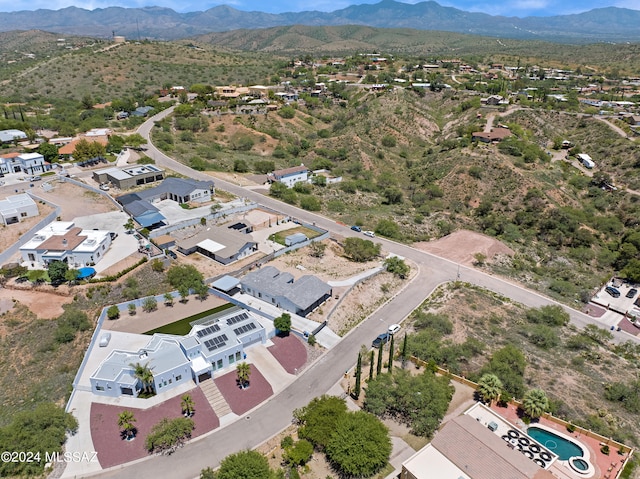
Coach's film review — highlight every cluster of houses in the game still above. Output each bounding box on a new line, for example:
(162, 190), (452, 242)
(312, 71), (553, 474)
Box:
(91, 264), (332, 398)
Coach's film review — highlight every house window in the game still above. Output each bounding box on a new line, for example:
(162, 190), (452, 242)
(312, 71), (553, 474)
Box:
(176, 375), (182, 381)
(229, 354), (235, 364)
(102, 245), (105, 250)
(168, 379), (172, 384)
(107, 384), (112, 390)
(217, 359), (223, 369)
(28, 253), (35, 261)
(96, 385), (104, 391)
(235, 351), (242, 361)
(20, 212), (27, 217)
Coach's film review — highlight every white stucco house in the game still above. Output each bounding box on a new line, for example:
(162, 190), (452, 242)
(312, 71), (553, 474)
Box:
(0, 193), (39, 225)
(267, 164), (309, 188)
(0, 152), (49, 175)
(90, 306), (267, 398)
(20, 221), (113, 268)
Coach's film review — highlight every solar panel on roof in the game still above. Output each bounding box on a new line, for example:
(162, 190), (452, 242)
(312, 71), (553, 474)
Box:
(234, 322), (257, 335)
(197, 323), (221, 338)
(204, 334), (228, 352)
(226, 312), (249, 325)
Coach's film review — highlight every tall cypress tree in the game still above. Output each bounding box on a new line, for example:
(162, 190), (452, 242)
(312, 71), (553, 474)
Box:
(401, 334), (408, 367)
(376, 341), (384, 376)
(369, 350), (375, 380)
(354, 352), (362, 399)
(387, 334), (395, 373)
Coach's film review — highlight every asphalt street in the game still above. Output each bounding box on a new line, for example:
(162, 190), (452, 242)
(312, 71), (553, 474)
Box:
(83, 106), (637, 479)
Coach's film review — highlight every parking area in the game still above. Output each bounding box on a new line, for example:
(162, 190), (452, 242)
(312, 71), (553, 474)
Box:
(592, 280), (639, 315)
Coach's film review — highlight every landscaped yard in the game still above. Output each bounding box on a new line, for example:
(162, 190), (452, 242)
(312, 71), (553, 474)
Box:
(144, 303), (235, 335)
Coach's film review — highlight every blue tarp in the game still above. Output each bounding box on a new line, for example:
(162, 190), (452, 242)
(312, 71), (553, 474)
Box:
(77, 267), (96, 279)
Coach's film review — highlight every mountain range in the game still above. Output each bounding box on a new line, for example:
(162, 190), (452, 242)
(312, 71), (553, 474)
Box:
(1, 0), (639, 43)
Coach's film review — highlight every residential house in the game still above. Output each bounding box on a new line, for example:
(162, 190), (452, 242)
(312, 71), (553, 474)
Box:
(248, 85), (270, 97)
(90, 336), (192, 398)
(481, 95), (509, 106)
(0, 152), (49, 175)
(215, 86), (249, 98)
(0, 129), (27, 143)
(472, 128), (512, 143)
(93, 164), (165, 189)
(117, 177), (214, 203)
(267, 164), (309, 188)
(240, 266), (332, 317)
(117, 196), (166, 228)
(59, 136), (109, 157)
(176, 226), (258, 265)
(90, 307), (267, 397)
(0, 193), (39, 225)
(402, 403), (558, 479)
(116, 177), (215, 228)
(20, 221), (113, 268)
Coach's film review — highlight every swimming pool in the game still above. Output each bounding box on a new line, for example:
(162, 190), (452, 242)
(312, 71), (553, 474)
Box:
(527, 426), (584, 461)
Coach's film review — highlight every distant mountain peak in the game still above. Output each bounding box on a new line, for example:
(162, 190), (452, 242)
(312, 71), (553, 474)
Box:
(0, 1), (638, 43)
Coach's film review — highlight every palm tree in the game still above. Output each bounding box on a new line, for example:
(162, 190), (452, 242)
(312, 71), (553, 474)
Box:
(522, 388), (549, 419)
(130, 361), (155, 396)
(124, 218), (135, 233)
(181, 394), (195, 417)
(163, 292), (174, 306)
(477, 373), (503, 405)
(118, 410), (137, 440)
(236, 362), (251, 389)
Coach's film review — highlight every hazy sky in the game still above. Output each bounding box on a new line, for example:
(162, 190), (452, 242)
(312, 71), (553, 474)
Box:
(1, 0), (639, 17)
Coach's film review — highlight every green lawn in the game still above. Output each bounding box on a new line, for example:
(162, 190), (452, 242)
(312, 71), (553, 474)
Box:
(144, 303), (235, 336)
(269, 226), (322, 246)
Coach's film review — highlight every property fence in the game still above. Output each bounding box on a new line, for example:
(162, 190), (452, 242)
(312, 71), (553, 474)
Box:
(0, 202), (60, 266)
(147, 202), (257, 239)
(409, 355), (635, 456)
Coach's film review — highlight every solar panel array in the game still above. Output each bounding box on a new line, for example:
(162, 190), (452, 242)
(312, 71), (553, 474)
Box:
(234, 322), (257, 336)
(226, 312), (249, 325)
(204, 334), (228, 352)
(196, 324), (221, 338)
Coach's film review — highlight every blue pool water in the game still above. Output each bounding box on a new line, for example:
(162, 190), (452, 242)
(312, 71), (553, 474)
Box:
(527, 426), (584, 460)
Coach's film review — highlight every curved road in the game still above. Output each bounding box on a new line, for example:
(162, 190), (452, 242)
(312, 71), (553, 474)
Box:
(87, 107), (637, 479)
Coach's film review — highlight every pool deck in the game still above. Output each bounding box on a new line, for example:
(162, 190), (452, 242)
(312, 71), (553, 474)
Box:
(489, 403), (629, 479)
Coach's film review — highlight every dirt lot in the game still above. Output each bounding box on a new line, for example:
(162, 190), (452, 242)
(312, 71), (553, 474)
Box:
(0, 201), (55, 254)
(414, 229), (514, 266)
(0, 285), (73, 322)
(0, 180), (119, 262)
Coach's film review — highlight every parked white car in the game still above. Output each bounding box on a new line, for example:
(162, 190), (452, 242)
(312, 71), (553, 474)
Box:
(388, 324), (401, 335)
(363, 230), (375, 237)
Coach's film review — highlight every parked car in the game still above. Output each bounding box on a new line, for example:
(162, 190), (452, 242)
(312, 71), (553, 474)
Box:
(30, 175), (41, 181)
(99, 183), (110, 191)
(605, 286), (621, 298)
(626, 288), (638, 298)
(388, 324), (401, 335)
(351, 225), (362, 232)
(372, 332), (390, 348)
(167, 250), (178, 260)
(363, 230), (375, 238)
(635, 297), (640, 308)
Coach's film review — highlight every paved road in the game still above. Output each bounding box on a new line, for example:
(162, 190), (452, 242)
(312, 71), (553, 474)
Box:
(84, 107), (638, 479)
